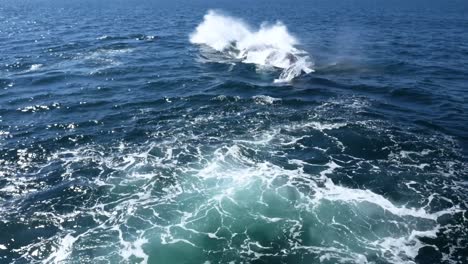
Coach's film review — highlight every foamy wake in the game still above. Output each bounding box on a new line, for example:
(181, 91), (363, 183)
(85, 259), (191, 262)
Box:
(190, 10), (314, 82)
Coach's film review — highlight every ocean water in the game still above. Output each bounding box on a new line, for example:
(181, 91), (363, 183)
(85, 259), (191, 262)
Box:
(1, 0), (467, 263)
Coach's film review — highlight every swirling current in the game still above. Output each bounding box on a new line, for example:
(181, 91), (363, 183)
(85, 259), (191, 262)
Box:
(0, 0), (467, 263)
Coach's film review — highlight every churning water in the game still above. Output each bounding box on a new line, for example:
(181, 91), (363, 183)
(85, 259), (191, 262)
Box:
(0, 0), (467, 263)
(190, 10), (314, 82)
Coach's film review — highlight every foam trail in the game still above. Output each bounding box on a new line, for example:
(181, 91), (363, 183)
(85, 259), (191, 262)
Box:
(190, 10), (314, 82)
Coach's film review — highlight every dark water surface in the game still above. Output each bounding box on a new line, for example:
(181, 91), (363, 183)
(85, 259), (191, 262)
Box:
(1, 0), (467, 263)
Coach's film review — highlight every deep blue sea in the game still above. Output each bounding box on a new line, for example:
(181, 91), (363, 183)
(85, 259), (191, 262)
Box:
(1, 0), (467, 263)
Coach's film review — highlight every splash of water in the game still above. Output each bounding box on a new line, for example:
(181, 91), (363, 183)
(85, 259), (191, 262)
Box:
(190, 10), (314, 82)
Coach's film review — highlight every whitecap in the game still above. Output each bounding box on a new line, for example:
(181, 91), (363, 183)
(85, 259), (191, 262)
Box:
(252, 95), (281, 105)
(29, 64), (43, 71)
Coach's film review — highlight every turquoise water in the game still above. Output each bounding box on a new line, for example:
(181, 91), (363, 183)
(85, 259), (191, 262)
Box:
(0, 0), (467, 263)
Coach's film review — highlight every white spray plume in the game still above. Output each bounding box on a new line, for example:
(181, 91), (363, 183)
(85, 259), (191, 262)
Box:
(190, 10), (314, 82)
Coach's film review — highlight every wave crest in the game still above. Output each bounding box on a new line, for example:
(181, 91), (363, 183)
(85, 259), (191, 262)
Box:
(190, 10), (314, 82)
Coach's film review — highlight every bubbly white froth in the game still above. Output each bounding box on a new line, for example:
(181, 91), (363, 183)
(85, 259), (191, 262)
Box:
(190, 10), (314, 82)
(1, 97), (465, 263)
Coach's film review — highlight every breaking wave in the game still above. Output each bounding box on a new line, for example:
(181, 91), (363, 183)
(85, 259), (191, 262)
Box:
(190, 10), (314, 82)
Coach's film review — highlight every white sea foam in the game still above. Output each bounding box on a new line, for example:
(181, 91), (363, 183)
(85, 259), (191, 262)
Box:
(190, 10), (314, 82)
(97, 35), (109, 40)
(252, 95), (281, 105)
(29, 64), (43, 71)
(2, 111), (464, 263)
(17, 103), (60, 113)
(371, 228), (439, 263)
(44, 234), (77, 263)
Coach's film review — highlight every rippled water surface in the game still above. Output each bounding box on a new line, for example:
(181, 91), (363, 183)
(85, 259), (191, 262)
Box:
(1, 0), (467, 263)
